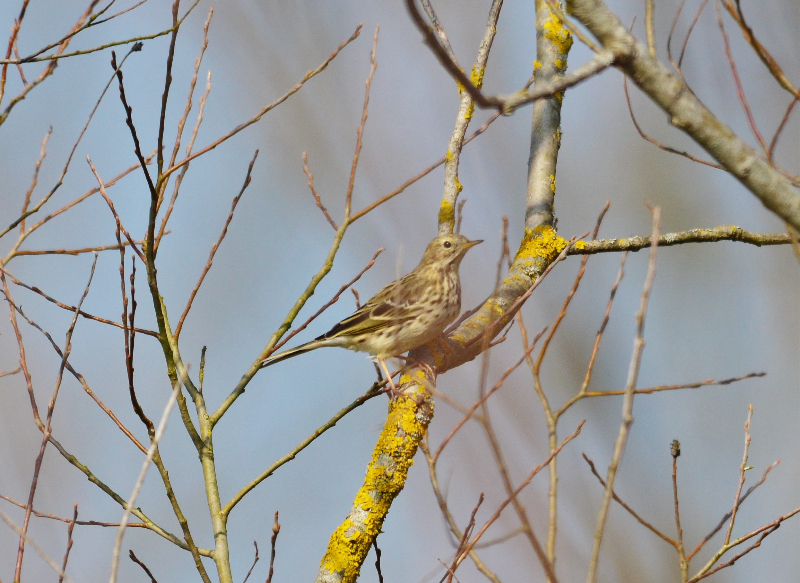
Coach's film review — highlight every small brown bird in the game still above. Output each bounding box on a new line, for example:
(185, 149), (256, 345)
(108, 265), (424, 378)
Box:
(261, 233), (482, 391)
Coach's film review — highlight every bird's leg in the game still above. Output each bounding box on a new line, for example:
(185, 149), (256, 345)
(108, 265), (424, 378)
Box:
(395, 355), (436, 382)
(378, 358), (403, 399)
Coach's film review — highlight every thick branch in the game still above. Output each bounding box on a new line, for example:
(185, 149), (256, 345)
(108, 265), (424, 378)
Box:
(569, 0), (800, 231)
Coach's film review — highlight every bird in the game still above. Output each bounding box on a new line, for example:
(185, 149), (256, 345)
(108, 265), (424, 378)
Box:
(260, 233), (482, 393)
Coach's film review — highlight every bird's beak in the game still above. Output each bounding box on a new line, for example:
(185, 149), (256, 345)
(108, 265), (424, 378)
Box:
(463, 239), (483, 249)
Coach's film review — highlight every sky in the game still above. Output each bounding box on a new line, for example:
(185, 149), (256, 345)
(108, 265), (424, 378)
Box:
(0, 1), (798, 582)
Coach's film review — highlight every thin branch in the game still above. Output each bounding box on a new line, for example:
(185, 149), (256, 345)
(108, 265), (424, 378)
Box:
(174, 150), (259, 338)
(1, 267), (158, 337)
(87, 157), (146, 262)
(0, 291), (149, 453)
(270, 247), (383, 354)
(16, 255), (97, 582)
(623, 74), (722, 169)
(452, 422), (585, 574)
(162, 24), (363, 181)
(109, 372), (184, 583)
(723, 405), (753, 547)
(129, 550), (159, 583)
(672, 442), (689, 582)
(242, 542), (259, 583)
(0, 506), (74, 583)
(303, 152), (338, 230)
(583, 453), (678, 548)
(568, 226), (792, 254)
(223, 384), (387, 516)
(714, 2), (767, 155)
(266, 511), (281, 583)
(687, 460), (780, 561)
(58, 505), (78, 583)
(587, 206), (660, 583)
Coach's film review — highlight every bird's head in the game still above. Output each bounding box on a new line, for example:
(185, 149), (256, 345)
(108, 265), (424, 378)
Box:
(418, 233), (482, 269)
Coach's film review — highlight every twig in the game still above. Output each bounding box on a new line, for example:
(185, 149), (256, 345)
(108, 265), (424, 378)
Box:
(344, 25), (379, 219)
(586, 205), (660, 583)
(568, 226), (792, 254)
(242, 541), (259, 583)
(714, 2), (768, 155)
(687, 459), (780, 561)
(583, 453), (677, 548)
(129, 550), (159, 583)
(0, 494), (147, 528)
(87, 157), (146, 261)
(109, 369), (184, 583)
(0, 367), (21, 378)
(110, 49), (157, 200)
(303, 152), (338, 230)
(0, 267), (158, 337)
(442, 494), (484, 583)
(452, 422), (585, 574)
(623, 74), (722, 169)
(19, 126), (52, 233)
(15, 255), (97, 582)
(434, 329), (547, 461)
(0, 48), (145, 246)
(223, 385), (387, 515)
(0, 506), (74, 583)
(13, 240), (149, 256)
(266, 511), (281, 583)
(162, 24), (363, 181)
(583, 372), (764, 397)
(678, 0), (710, 69)
(58, 505), (78, 583)
(672, 441), (688, 581)
(350, 111), (501, 223)
(688, 505), (800, 582)
(0, 291), (149, 453)
(723, 405), (753, 547)
(373, 539), (384, 583)
(174, 150), (259, 338)
(270, 247), (384, 354)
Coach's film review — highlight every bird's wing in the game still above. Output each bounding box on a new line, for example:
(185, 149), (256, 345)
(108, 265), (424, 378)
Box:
(320, 275), (422, 340)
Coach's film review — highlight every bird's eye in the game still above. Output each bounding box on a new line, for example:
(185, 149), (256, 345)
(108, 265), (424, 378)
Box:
(443, 241), (452, 248)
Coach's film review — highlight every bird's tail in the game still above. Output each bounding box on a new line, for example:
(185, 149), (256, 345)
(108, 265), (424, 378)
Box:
(260, 339), (326, 368)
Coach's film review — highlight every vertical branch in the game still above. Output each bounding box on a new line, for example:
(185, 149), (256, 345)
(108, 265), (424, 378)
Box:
(58, 505), (78, 583)
(586, 206), (660, 583)
(344, 25), (379, 219)
(724, 405), (753, 546)
(526, 0), (572, 231)
(434, 0), (504, 234)
(671, 440), (688, 582)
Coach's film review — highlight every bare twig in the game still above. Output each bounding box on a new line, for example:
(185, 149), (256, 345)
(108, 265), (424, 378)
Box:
(270, 247), (384, 354)
(587, 206), (660, 583)
(687, 460), (780, 561)
(569, 226), (792, 254)
(174, 150), (259, 338)
(87, 157), (146, 262)
(15, 255), (97, 582)
(672, 441), (688, 581)
(109, 371), (184, 583)
(266, 511), (281, 583)
(723, 405), (753, 547)
(583, 453), (678, 548)
(303, 152), (338, 230)
(129, 550), (159, 583)
(162, 25), (363, 181)
(58, 505), (78, 583)
(242, 541), (259, 583)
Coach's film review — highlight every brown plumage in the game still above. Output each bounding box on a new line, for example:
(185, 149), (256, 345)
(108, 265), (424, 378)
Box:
(261, 233), (481, 389)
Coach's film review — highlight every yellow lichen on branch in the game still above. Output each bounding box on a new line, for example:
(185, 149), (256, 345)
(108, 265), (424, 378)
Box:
(317, 371), (434, 583)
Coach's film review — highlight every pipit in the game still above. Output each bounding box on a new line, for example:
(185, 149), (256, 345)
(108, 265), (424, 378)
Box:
(261, 233), (482, 392)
